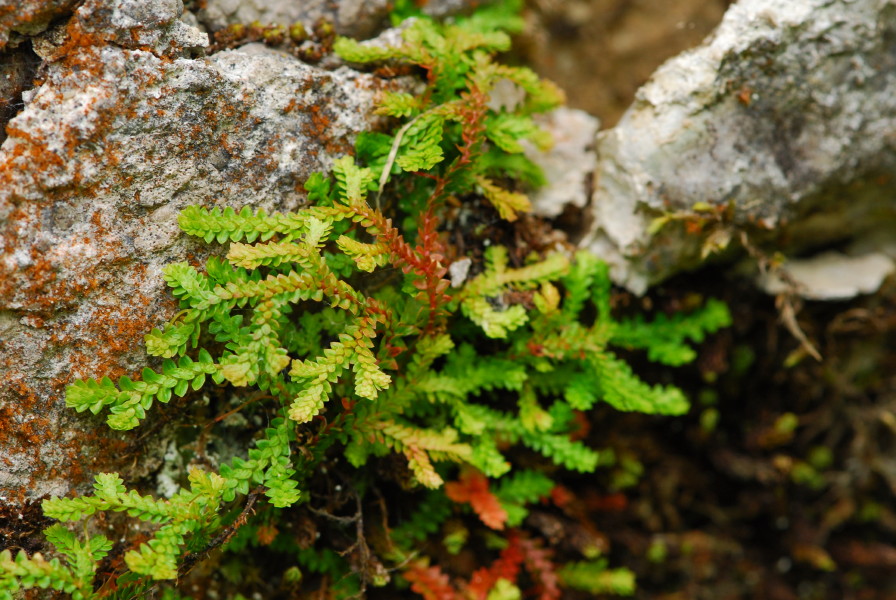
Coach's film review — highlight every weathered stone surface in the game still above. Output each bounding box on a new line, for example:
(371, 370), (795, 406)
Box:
(197, 0), (487, 39)
(527, 107), (599, 222)
(75, 0), (209, 57)
(582, 0), (896, 293)
(198, 0), (392, 39)
(0, 5), (398, 499)
(0, 0), (79, 50)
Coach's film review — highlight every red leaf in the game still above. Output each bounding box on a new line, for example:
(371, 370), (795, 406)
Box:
(404, 562), (458, 600)
(519, 536), (561, 600)
(445, 470), (507, 530)
(549, 485), (573, 508)
(255, 524), (278, 546)
(466, 531), (524, 599)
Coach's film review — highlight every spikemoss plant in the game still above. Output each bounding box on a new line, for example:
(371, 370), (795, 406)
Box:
(0, 5), (730, 599)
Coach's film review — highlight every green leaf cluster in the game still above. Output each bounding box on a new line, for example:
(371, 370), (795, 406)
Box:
(337, 13), (563, 223)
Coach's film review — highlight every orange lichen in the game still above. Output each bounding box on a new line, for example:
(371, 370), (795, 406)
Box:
(0, 0), (78, 51)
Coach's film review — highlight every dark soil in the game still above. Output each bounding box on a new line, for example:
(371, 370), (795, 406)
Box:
(583, 272), (896, 599)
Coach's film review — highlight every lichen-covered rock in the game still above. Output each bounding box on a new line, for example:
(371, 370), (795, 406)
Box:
(0, 6), (399, 499)
(0, 0), (79, 50)
(582, 0), (896, 293)
(75, 0), (209, 56)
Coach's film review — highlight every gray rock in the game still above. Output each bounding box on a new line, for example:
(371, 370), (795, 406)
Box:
(197, 0), (392, 39)
(581, 0), (896, 293)
(527, 107), (599, 220)
(197, 0), (488, 39)
(0, 0), (79, 50)
(28, 0), (209, 60)
(0, 23), (396, 498)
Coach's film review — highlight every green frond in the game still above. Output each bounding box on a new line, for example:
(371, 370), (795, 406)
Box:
(476, 176), (531, 222)
(396, 113), (446, 172)
(287, 383), (329, 423)
(163, 262), (215, 308)
(493, 469), (554, 526)
(518, 385), (553, 431)
(261, 456), (303, 508)
(459, 249), (569, 336)
(0, 550), (80, 598)
(366, 420), (473, 487)
(375, 91), (421, 118)
(40, 471), (226, 582)
(353, 346), (392, 400)
(144, 320), (199, 358)
(227, 240), (307, 270)
(461, 297), (529, 338)
(465, 247), (570, 298)
(563, 373), (599, 410)
(65, 351), (218, 430)
(336, 235), (390, 272)
(456, 0), (525, 34)
(408, 333), (454, 375)
(469, 438), (511, 478)
(333, 156), (375, 205)
(612, 298), (732, 366)
(304, 171), (334, 204)
(478, 148), (547, 188)
(485, 113), (552, 154)
(123, 522), (188, 579)
(390, 491), (452, 544)
(333, 36), (413, 64)
(559, 561), (636, 596)
(493, 470), (554, 505)
(487, 64), (565, 114)
(559, 251), (605, 320)
(447, 27), (511, 54)
(592, 353), (690, 415)
(520, 430), (602, 472)
(177, 205), (318, 243)
(43, 525), (112, 584)
(405, 445), (443, 488)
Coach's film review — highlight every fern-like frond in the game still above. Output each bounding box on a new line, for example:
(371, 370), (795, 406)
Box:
(177, 205), (328, 243)
(475, 176), (531, 222)
(396, 113), (446, 172)
(333, 156), (376, 205)
(558, 560), (635, 596)
(375, 91), (421, 118)
(493, 470), (555, 527)
(612, 298), (731, 366)
(485, 114), (552, 154)
(0, 550), (81, 599)
(65, 351), (219, 430)
(592, 353), (690, 415)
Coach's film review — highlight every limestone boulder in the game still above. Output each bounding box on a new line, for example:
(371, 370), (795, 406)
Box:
(0, 3), (398, 499)
(580, 0), (896, 294)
